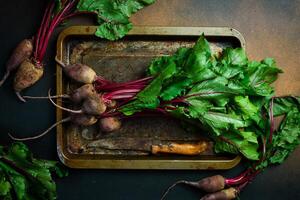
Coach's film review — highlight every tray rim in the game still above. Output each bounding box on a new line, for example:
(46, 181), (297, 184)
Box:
(56, 26), (244, 169)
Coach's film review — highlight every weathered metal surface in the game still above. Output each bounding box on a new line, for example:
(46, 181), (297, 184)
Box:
(56, 26), (244, 169)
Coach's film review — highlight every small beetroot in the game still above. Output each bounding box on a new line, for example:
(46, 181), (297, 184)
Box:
(99, 117), (122, 133)
(0, 39), (33, 87)
(13, 59), (44, 101)
(200, 187), (238, 200)
(161, 175), (226, 200)
(70, 84), (96, 103)
(56, 57), (97, 84)
(48, 90), (106, 116)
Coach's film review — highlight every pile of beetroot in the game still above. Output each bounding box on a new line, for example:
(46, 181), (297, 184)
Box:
(8, 35), (300, 200)
(9, 57), (152, 140)
(1, 1), (300, 200)
(0, 0), (78, 101)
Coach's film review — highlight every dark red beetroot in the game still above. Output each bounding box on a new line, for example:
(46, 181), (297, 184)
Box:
(0, 39), (33, 87)
(48, 91), (106, 116)
(70, 84), (96, 103)
(200, 187), (238, 200)
(99, 117), (122, 133)
(11, 1), (77, 101)
(161, 175), (226, 200)
(14, 59), (44, 101)
(9, 113), (98, 141)
(82, 94), (107, 115)
(70, 114), (98, 126)
(55, 57), (97, 84)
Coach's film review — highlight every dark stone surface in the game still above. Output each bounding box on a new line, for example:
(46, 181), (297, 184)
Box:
(0, 0), (299, 199)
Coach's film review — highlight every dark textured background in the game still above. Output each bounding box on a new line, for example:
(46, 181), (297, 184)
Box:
(0, 0), (299, 199)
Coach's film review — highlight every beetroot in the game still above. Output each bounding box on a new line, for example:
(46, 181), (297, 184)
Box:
(99, 117), (122, 133)
(192, 175), (226, 192)
(48, 91), (106, 115)
(13, 59), (44, 101)
(70, 84), (96, 103)
(0, 39), (33, 87)
(70, 114), (98, 126)
(9, 1), (77, 101)
(82, 94), (107, 115)
(55, 58), (97, 84)
(161, 175), (226, 200)
(200, 188), (238, 200)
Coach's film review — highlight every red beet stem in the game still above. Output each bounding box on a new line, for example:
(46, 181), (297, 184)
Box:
(94, 76), (112, 85)
(164, 91), (229, 105)
(61, 10), (97, 21)
(269, 97), (274, 143)
(34, 1), (54, 60)
(39, 0), (76, 61)
(184, 91), (230, 99)
(95, 76), (152, 91)
(37, 3), (55, 59)
(103, 89), (140, 99)
(225, 168), (253, 186)
(109, 94), (136, 100)
(236, 180), (249, 192)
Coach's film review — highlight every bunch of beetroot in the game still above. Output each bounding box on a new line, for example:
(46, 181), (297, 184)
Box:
(0, 0), (156, 101)
(9, 58), (152, 140)
(161, 160), (262, 200)
(0, 1), (79, 101)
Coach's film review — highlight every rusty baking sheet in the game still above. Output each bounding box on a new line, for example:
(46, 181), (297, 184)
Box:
(56, 26), (244, 169)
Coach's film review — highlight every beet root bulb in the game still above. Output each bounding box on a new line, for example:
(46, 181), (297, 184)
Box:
(82, 94), (106, 115)
(56, 58), (97, 84)
(0, 39), (33, 87)
(71, 114), (98, 126)
(99, 117), (122, 133)
(193, 175), (226, 193)
(161, 175), (226, 200)
(13, 59), (43, 101)
(70, 84), (96, 103)
(200, 187), (238, 200)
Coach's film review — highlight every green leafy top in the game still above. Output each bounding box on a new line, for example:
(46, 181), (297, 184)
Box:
(77, 0), (155, 40)
(256, 97), (300, 169)
(0, 142), (67, 200)
(118, 34), (296, 161)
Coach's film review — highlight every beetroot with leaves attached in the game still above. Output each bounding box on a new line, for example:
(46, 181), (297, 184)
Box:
(0, 39), (33, 87)
(56, 58), (97, 84)
(13, 59), (44, 101)
(200, 187), (238, 200)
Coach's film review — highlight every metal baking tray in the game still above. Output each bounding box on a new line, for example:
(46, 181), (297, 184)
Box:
(56, 26), (244, 169)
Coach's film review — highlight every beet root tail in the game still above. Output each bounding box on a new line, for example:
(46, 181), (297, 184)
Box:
(0, 71), (10, 87)
(23, 94), (70, 100)
(8, 117), (71, 141)
(160, 180), (189, 200)
(200, 187), (238, 200)
(15, 91), (26, 102)
(48, 89), (82, 114)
